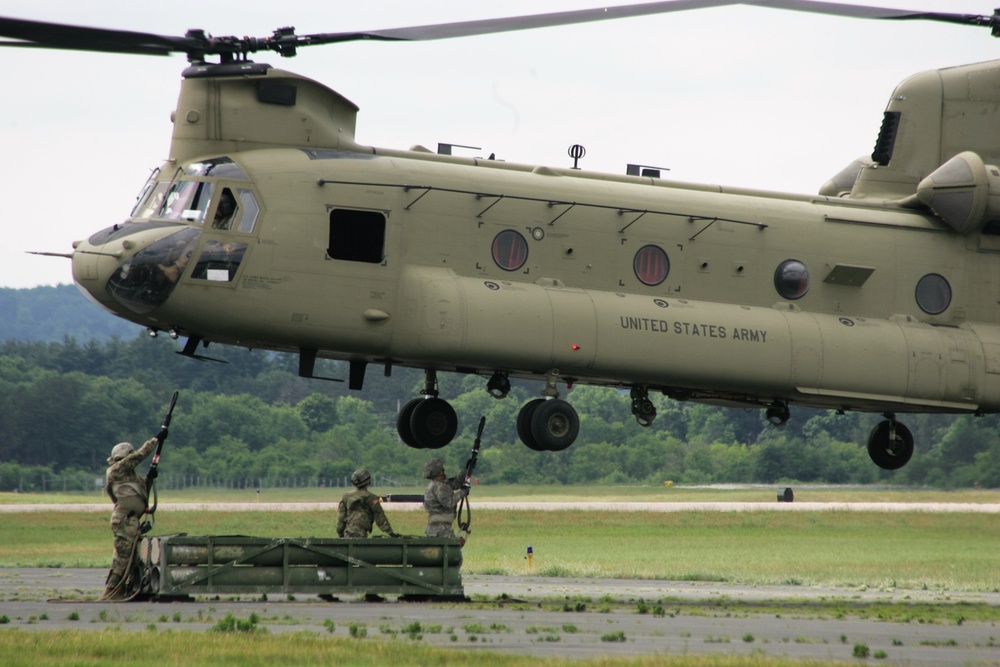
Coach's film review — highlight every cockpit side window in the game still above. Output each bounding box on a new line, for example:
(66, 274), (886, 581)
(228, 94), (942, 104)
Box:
(207, 187), (260, 233)
(211, 188), (238, 230)
(236, 189), (260, 233)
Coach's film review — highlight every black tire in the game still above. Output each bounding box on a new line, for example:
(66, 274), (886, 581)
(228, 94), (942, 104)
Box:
(517, 398), (546, 451)
(396, 398), (424, 448)
(530, 399), (580, 452)
(410, 397), (457, 449)
(867, 419), (914, 470)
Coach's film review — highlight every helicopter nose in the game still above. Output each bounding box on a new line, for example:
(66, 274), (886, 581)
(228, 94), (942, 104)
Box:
(71, 236), (127, 313)
(72, 223), (202, 316)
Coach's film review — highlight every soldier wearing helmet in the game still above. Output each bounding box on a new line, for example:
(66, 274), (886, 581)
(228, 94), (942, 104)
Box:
(336, 468), (398, 538)
(102, 433), (161, 599)
(422, 458), (468, 538)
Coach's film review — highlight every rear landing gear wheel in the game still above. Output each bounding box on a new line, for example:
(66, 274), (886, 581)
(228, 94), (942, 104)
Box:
(517, 398), (546, 451)
(867, 419), (914, 470)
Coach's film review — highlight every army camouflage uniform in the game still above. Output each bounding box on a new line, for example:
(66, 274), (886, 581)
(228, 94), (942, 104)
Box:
(337, 487), (395, 538)
(423, 459), (468, 538)
(103, 437), (157, 599)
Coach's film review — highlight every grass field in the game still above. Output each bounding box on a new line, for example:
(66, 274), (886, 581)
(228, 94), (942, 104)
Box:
(4, 484), (1000, 504)
(2, 485), (998, 591)
(0, 630), (872, 667)
(3, 486), (999, 667)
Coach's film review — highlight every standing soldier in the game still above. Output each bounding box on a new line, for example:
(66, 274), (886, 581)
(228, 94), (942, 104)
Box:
(337, 469), (398, 538)
(422, 458), (468, 538)
(102, 433), (161, 599)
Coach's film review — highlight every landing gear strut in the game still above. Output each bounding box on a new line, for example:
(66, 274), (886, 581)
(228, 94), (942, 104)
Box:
(867, 414), (914, 470)
(396, 370), (458, 449)
(765, 402), (790, 427)
(630, 386), (657, 427)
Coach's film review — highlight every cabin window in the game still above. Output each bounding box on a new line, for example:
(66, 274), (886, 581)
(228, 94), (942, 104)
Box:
(492, 229), (528, 271)
(633, 245), (669, 286)
(774, 259), (810, 300)
(915, 273), (951, 315)
(328, 209), (386, 263)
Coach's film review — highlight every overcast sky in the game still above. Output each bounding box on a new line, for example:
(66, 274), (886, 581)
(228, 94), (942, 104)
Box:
(2, 0), (997, 289)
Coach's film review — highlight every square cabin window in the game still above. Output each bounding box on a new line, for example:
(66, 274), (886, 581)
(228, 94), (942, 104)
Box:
(328, 209), (386, 263)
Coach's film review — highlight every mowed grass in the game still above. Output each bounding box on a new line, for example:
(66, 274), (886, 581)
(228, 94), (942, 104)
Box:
(3, 506), (998, 591)
(5, 484), (1000, 504)
(0, 630), (862, 667)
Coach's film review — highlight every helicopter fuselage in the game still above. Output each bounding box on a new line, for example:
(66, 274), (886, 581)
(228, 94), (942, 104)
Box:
(70, 63), (1000, 467)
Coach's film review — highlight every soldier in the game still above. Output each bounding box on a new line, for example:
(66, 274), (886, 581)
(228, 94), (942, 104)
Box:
(102, 434), (161, 599)
(336, 469), (398, 538)
(422, 458), (468, 538)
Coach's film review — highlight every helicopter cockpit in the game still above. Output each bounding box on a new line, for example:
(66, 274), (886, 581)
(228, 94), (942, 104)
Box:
(94, 157), (260, 314)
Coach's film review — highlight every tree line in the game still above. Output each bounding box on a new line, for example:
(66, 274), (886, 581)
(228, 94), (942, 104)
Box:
(2, 334), (999, 492)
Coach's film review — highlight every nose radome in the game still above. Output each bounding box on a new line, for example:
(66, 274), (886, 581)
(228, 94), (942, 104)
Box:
(72, 223), (202, 317)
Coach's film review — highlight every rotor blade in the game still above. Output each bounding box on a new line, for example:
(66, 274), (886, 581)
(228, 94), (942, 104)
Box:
(298, 1), (995, 45)
(1, 1), (994, 60)
(0, 16), (199, 55)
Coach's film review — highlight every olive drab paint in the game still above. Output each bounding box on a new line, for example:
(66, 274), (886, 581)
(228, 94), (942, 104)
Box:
(62, 10), (1000, 472)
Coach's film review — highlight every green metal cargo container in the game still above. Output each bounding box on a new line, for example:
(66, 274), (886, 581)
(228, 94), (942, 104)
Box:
(133, 534), (464, 599)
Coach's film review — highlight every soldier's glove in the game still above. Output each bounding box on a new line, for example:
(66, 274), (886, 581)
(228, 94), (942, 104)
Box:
(156, 428), (169, 443)
(389, 531), (400, 538)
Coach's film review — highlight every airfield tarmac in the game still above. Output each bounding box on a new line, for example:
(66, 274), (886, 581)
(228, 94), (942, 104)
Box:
(2, 501), (1000, 665)
(1, 569), (999, 665)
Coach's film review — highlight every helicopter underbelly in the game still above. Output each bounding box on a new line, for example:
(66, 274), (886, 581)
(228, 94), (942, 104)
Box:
(389, 265), (987, 413)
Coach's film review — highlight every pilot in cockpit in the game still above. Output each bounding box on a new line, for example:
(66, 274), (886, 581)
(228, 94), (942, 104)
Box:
(212, 189), (237, 230)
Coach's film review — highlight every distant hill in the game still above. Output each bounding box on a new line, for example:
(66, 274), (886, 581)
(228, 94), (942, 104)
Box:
(0, 284), (142, 342)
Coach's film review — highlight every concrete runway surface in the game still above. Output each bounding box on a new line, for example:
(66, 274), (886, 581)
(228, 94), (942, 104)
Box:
(2, 502), (999, 664)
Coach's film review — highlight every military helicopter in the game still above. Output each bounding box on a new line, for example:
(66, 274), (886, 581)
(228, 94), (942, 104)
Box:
(5, 1), (1000, 469)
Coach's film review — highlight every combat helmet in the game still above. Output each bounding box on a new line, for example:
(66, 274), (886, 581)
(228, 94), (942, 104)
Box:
(351, 468), (371, 488)
(423, 458), (445, 479)
(107, 442), (133, 465)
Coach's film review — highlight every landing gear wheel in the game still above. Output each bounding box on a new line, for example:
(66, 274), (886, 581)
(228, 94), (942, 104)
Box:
(396, 398), (424, 449)
(867, 419), (914, 470)
(530, 399), (579, 452)
(410, 397), (457, 449)
(517, 398), (546, 451)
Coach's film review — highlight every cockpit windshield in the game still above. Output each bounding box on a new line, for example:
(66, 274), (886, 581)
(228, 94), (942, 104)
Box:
(131, 181), (171, 220)
(157, 180), (215, 223)
(131, 158), (251, 224)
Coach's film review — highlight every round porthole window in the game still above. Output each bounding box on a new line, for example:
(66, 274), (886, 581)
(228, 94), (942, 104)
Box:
(492, 230), (528, 271)
(633, 245), (669, 286)
(774, 259), (810, 300)
(915, 273), (951, 315)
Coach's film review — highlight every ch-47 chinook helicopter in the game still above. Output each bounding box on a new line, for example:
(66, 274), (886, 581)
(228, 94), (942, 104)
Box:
(5, 1), (1000, 471)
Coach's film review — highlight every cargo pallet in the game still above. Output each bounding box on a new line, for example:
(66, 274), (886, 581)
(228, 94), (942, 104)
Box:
(133, 534), (464, 599)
